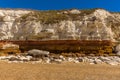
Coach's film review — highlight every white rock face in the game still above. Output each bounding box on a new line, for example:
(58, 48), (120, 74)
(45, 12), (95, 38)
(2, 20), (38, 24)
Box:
(93, 9), (111, 19)
(0, 9), (120, 41)
(0, 9), (31, 40)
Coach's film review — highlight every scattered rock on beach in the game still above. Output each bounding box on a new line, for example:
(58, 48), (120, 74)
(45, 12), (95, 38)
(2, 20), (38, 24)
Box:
(27, 49), (50, 58)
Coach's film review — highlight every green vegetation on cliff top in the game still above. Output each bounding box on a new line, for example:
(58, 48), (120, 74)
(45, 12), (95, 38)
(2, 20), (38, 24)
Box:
(19, 9), (97, 24)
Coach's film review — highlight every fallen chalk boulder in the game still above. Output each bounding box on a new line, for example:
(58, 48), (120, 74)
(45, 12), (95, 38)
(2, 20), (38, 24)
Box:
(27, 49), (50, 58)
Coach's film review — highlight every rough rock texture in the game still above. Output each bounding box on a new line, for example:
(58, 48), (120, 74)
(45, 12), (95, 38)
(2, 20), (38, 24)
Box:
(27, 49), (50, 57)
(0, 55), (120, 65)
(0, 9), (30, 40)
(0, 8), (120, 41)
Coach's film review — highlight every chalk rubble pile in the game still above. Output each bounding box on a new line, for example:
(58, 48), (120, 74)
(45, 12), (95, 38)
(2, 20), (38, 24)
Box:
(0, 49), (120, 65)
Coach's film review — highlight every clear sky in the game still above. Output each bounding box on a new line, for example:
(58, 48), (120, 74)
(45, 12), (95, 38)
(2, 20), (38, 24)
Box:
(0, 0), (120, 12)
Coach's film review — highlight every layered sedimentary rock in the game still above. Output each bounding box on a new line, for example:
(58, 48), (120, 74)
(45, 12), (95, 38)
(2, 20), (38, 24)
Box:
(0, 8), (120, 41)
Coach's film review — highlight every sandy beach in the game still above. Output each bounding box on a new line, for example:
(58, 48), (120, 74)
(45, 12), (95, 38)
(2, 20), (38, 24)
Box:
(0, 61), (120, 80)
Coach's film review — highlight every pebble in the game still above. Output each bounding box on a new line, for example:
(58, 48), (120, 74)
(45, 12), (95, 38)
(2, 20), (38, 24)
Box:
(106, 61), (119, 65)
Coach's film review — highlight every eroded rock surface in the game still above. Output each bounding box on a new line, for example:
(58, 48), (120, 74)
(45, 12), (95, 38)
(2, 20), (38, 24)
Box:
(0, 9), (119, 41)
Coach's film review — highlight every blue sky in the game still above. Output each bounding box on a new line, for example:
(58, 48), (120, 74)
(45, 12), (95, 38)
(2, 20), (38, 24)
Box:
(0, 0), (120, 12)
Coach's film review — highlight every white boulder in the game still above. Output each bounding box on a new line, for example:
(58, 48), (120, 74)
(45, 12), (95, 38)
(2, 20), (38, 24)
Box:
(106, 61), (119, 65)
(27, 49), (50, 57)
(69, 9), (81, 14)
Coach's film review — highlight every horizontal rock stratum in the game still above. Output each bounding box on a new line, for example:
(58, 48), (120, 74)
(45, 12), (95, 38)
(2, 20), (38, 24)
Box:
(0, 8), (120, 41)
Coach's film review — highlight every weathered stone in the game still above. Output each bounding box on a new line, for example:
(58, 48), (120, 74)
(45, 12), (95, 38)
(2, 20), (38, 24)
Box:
(99, 56), (111, 62)
(59, 55), (65, 61)
(69, 9), (81, 14)
(27, 49), (50, 58)
(94, 59), (103, 64)
(19, 56), (32, 61)
(67, 57), (74, 62)
(43, 57), (51, 63)
(53, 59), (62, 63)
(77, 57), (84, 62)
(74, 60), (79, 63)
(9, 57), (21, 61)
(106, 61), (119, 65)
(30, 58), (40, 61)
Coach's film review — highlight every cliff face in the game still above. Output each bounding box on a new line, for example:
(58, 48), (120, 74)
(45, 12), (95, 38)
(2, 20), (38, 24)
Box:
(0, 8), (120, 41)
(0, 9), (30, 40)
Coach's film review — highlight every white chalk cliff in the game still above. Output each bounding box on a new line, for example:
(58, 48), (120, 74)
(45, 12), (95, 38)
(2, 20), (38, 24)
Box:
(0, 8), (120, 41)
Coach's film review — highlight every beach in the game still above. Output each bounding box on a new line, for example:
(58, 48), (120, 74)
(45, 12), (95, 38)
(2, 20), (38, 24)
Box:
(0, 61), (120, 80)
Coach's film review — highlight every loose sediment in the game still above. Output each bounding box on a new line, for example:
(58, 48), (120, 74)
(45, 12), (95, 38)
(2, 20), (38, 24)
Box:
(0, 54), (120, 65)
